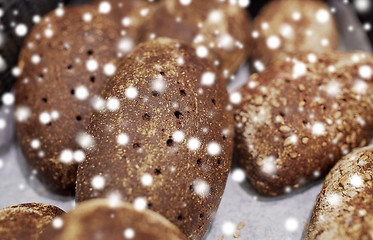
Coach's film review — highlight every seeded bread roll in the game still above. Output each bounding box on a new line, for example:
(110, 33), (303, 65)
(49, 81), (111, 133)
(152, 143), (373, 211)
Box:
(15, 5), (123, 195)
(140, 0), (252, 78)
(233, 52), (373, 196)
(76, 38), (234, 239)
(40, 199), (187, 240)
(306, 146), (373, 240)
(251, 0), (338, 70)
(0, 203), (64, 240)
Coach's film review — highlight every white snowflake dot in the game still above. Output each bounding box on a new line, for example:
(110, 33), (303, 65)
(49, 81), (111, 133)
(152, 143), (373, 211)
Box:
(91, 96), (105, 111)
(82, 12), (93, 22)
(141, 173), (153, 186)
(261, 155), (277, 175)
(292, 61), (307, 78)
(2, 93), (14, 105)
(91, 175), (105, 190)
(196, 46), (208, 58)
(51, 110), (59, 120)
(75, 86), (89, 100)
(117, 133), (129, 146)
(192, 179), (211, 197)
(254, 60), (265, 72)
(103, 63), (116, 76)
(106, 97), (121, 111)
(125, 87), (138, 99)
(201, 72), (216, 86)
(122, 17), (132, 27)
(15, 24), (28, 37)
(55, 8), (65, 17)
(30, 139), (40, 149)
(52, 217), (63, 229)
(321, 38), (329, 47)
(327, 193), (341, 206)
(316, 9), (330, 23)
(39, 112), (51, 125)
(180, 0), (192, 5)
(98, 1), (111, 14)
(238, 0), (250, 8)
(133, 197), (147, 211)
(266, 35), (281, 49)
(207, 142), (221, 156)
(31, 54), (41, 64)
(0, 119), (6, 129)
(284, 217), (299, 232)
(118, 38), (135, 54)
(292, 12), (301, 21)
(59, 149), (74, 164)
(73, 150), (85, 163)
(353, 80), (368, 94)
(232, 168), (246, 183)
(229, 92), (242, 104)
(172, 131), (185, 143)
(354, 0), (371, 13)
(358, 65), (372, 79)
(152, 76), (166, 92)
(33, 15), (41, 23)
(177, 57), (184, 65)
(307, 53), (317, 63)
(124, 228), (135, 239)
(76, 132), (95, 150)
(15, 106), (31, 122)
(86, 59), (98, 72)
(12, 67), (21, 77)
(350, 174), (364, 188)
(222, 221), (236, 235)
(187, 137), (201, 151)
(44, 28), (53, 38)
(312, 122), (325, 136)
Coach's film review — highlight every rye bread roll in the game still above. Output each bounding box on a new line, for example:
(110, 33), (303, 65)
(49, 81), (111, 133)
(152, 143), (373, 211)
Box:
(76, 38), (234, 239)
(306, 146), (373, 240)
(234, 52), (373, 196)
(140, 0), (252, 78)
(39, 199), (187, 240)
(91, 0), (158, 47)
(0, 203), (64, 240)
(0, 0), (63, 100)
(15, 5), (124, 195)
(251, 0), (338, 70)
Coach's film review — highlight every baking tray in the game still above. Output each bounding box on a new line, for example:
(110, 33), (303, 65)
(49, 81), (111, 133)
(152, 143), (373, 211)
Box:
(0, 1), (371, 239)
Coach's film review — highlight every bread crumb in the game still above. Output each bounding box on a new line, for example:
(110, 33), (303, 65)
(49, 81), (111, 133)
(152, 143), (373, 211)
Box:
(236, 222), (245, 230)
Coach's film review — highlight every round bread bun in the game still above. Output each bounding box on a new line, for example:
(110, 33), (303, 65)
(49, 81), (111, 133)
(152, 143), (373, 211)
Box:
(0, 203), (64, 240)
(39, 199), (187, 240)
(15, 5), (124, 195)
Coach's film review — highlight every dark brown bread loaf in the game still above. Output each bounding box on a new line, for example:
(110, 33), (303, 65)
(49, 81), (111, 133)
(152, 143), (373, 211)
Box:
(306, 146), (373, 240)
(39, 199), (187, 240)
(91, 0), (158, 46)
(251, 0), (338, 70)
(0, 203), (64, 240)
(140, 0), (252, 78)
(15, 5), (124, 195)
(76, 38), (234, 239)
(234, 52), (373, 196)
(0, 0), (64, 99)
